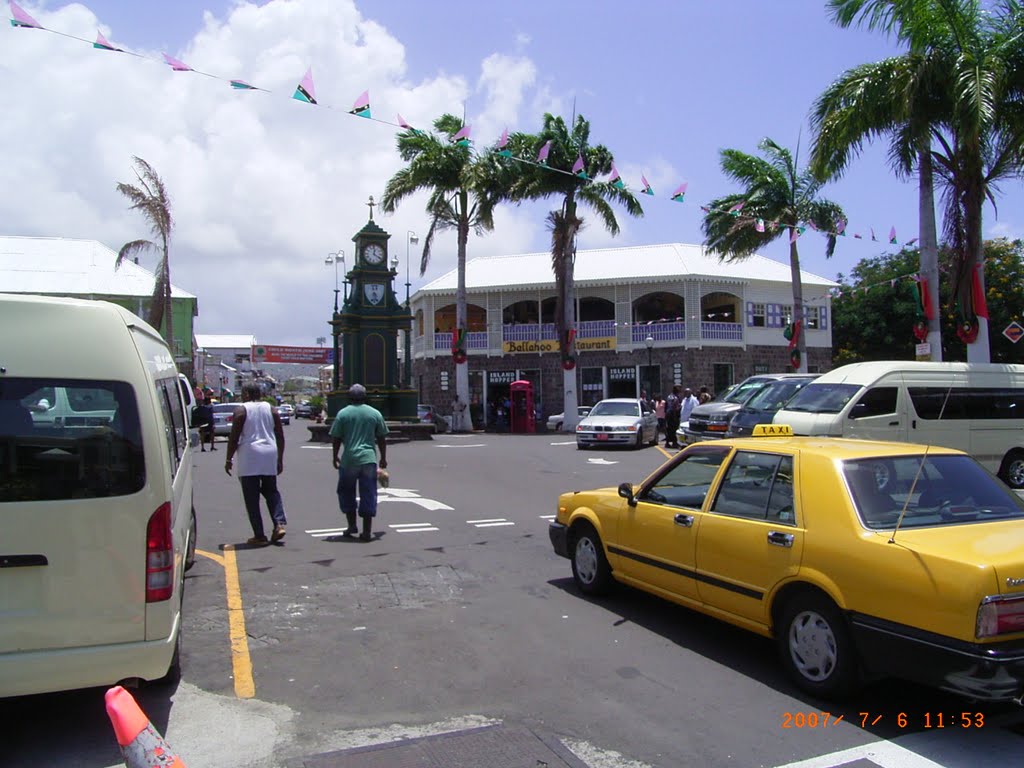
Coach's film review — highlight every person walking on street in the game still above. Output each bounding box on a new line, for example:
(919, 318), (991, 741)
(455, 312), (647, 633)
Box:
(193, 396), (215, 452)
(225, 383), (287, 545)
(680, 387), (700, 425)
(451, 395), (467, 433)
(654, 394), (666, 439)
(330, 383), (389, 542)
(664, 385), (682, 448)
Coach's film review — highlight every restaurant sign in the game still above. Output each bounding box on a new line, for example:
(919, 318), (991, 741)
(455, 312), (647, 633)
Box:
(501, 337), (616, 354)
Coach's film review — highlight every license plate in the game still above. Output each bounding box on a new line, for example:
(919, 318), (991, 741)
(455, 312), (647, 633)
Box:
(597, 433), (608, 441)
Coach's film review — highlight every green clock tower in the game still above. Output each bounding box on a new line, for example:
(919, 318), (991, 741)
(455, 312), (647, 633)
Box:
(327, 197), (416, 420)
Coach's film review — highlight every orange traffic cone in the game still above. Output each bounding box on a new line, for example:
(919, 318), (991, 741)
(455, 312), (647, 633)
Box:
(105, 685), (186, 767)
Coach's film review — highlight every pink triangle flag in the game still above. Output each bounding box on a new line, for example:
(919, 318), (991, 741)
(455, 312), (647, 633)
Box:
(293, 67), (316, 104)
(790, 226), (805, 244)
(9, 1), (41, 29)
(571, 154), (587, 178)
(640, 174), (654, 196)
(537, 140), (552, 163)
(397, 114), (412, 129)
(497, 128), (511, 156)
(608, 163), (624, 189)
(670, 182), (687, 202)
(230, 79), (257, 90)
(836, 219), (847, 236)
(870, 227), (878, 242)
(452, 124), (471, 145)
(755, 218), (765, 233)
(889, 226), (898, 244)
(94, 31), (121, 51)
(727, 201), (745, 215)
(350, 90), (370, 117)
(162, 53), (192, 72)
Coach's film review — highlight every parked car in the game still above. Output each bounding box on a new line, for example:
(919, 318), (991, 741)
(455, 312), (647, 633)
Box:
(212, 403), (240, 436)
(278, 403), (295, 418)
(275, 405), (291, 425)
(549, 424), (1024, 702)
(725, 375), (818, 438)
(680, 374), (809, 445)
(576, 398), (658, 449)
(547, 405), (592, 432)
(294, 402), (312, 419)
(417, 404), (449, 434)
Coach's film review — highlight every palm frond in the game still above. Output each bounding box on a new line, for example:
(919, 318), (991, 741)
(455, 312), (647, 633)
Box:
(115, 239), (154, 270)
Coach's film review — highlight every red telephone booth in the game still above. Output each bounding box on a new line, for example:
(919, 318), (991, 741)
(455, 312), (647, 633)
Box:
(510, 380), (535, 433)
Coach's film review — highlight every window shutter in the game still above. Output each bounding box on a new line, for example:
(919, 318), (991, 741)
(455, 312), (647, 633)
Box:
(746, 301), (755, 326)
(767, 303), (780, 328)
(820, 306), (828, 330)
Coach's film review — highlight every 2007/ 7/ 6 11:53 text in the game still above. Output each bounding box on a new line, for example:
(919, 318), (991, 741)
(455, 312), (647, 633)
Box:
(781, 712), (986, 729)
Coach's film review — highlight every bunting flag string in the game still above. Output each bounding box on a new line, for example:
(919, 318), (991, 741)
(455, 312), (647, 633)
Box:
(6, 0), (927, 256)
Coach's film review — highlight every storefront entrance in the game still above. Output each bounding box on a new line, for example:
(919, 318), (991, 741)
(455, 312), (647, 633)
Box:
(608, 366), (638, 399)
(580, 367), (604, 407)
(486, 370), (518, 431)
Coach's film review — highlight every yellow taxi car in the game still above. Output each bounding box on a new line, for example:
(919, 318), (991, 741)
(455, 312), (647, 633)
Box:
(548, 425), (1024, 701)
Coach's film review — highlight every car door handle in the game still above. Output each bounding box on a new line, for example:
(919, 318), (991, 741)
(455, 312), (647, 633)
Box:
(888, 420), (899, 426)
(674, 513), (694, 527)
(767, 531), (794, 548)
(0, 554), (48, 568)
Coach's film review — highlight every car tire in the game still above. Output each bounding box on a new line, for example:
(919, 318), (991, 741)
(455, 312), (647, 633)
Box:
(576, 441), (586, 450)
(776, 592), (859, 699)
(184, 506), (197, 572)
(554, 422), (562, 432)
(570, 522), (612, 596)
(999, 450), (1024, 489)
(633, 431), (643, 450)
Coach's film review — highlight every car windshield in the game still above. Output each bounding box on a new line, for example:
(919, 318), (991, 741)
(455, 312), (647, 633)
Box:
(723, 379), (770, 404)
(590, 401), (640, 418)
(843, 454), (1024, 530)
(745, 379), (814, 411)
(782, 382), (861, 413)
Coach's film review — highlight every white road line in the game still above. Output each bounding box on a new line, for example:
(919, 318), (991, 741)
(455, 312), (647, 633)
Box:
(770, 739), (947, 768)
(435, 443), (486, 448)
(396, 527), (439, 532)
(466, 518), (506, 524)
(551, 440), (576, 445)
(539, 515), (556, 520)
(379, 498), (454, 511)
(309, 530), (348, 538)
(300, 445), (332, 450)
(389, 523), (434, 529)
(305, 527), (347, 534)
(472, 521), (515, 528)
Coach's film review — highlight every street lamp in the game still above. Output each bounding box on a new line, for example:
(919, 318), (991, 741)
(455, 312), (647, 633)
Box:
(645, 335), (654, 395)
(405, 231), (419, 388)
(325, 250), (345, 391)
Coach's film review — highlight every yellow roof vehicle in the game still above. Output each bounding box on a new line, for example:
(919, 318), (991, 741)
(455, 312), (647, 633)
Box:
(549, 425), (1024, 701)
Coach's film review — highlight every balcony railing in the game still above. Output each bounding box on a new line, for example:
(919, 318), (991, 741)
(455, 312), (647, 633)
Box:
(700, 321), (743, 341)
(631, 321), (685, 343)
(434, 331), (489, 350)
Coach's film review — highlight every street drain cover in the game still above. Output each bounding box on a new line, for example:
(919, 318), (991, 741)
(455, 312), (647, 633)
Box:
(290, 723), (589, 768)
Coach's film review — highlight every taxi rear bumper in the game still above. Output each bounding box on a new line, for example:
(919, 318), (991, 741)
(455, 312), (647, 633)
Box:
(850, 613), (1024, 703)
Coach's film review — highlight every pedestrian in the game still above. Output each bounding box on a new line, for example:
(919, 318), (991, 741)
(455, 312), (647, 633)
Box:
(451, 394), (467, 433)
(194, 396), (215, 451)
(654, 394), (666, 438)
(698, 385), (713, 404)
(680, 387), (700, 425)
(329, 383), (389, 542)
(664, 385), (682, 448)
(224, 383), (287, 545)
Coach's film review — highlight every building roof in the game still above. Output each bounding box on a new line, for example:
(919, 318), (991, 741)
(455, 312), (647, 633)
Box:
(419, 242), (838, 293)
(0, 235), (196, 299)
(196, 334), (257, 350)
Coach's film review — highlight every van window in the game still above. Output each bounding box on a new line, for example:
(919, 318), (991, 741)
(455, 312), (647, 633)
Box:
(155, 378), (187, 473)
(0, 378), (144, 502)
(783, 382), (860, 414)
(909, 387), (1024, 420)
(848, 387), (898, 419)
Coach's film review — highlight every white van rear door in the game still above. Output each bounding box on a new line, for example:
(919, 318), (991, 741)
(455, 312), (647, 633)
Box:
(844, 384), (909, 443)
(0, 380), (150, 653)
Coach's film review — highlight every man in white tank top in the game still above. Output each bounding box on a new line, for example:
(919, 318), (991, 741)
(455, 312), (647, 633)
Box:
(224, 383), (287, 545)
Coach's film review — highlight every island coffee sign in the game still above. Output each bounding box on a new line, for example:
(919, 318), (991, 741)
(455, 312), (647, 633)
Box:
(502, 337), (616, 354)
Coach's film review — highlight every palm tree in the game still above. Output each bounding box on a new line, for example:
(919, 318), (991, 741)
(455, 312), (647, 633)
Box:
(702, 138), (845, 373)
(380, 114), (501, 413)
(820, 0), (1024, 362)
(116, 156), (175, 350)
(497, 114), (643, 431)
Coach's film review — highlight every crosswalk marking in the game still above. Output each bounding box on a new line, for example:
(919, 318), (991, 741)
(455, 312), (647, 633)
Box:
(467, 517), (515, 528)
(389, 523), (438, 532)
(539, 515), (556, 520)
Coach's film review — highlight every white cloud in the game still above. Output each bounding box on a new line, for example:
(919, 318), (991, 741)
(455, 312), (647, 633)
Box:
(0, 1), (552, 345)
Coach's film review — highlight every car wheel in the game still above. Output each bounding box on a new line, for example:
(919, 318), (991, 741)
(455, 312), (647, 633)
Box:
(570, 522), (612, 595)
(777, 592), (858, 699)
(184, 506), (197, 572)
(554, 421), (562, 432)
(999, 450), (1024, 489)
(633, 431), (643, 450)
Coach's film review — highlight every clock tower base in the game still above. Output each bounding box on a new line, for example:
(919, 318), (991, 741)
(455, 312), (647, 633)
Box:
(327, 387), (418, 421)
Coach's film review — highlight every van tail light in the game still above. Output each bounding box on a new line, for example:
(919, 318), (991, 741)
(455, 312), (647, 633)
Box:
(146, 503), (174, 603)
(976, 595), (1024, 638)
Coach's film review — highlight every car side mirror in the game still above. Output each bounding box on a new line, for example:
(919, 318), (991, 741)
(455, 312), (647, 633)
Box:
(618, 482), (637, 506)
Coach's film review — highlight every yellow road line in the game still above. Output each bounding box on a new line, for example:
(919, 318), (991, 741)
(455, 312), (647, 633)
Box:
(656, 445), (674, 458)
(222, 544), (256, 698)
(196, 548), (224, 567)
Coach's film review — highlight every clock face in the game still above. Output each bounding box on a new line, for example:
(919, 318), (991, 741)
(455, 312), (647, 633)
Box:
(363, 283), (385, 305)
(363, 243), (385, 265)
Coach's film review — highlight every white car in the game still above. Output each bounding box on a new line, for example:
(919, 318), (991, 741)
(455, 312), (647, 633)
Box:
(547, 405), (592, 432)
(576, 398), (658, 449)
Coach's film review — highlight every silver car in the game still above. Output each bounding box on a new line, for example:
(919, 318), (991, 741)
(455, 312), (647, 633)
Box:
(547, 405), (592, 432)
(576, 398), (658, 450)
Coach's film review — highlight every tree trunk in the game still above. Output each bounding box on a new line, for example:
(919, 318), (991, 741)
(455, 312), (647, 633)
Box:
(562, 236), (579, 432)
(963, 143), (989, 363)
(162, 242), (174, 359)
(917, 149), (942, 361)
(455, 199), (470, 421)
(788, 233), (808, 373)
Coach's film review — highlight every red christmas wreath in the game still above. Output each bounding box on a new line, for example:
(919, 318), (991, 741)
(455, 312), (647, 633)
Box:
(956, 317), (979, 344)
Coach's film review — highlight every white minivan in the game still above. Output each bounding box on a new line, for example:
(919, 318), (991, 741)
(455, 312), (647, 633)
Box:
(775, 361), (1024, 488)
(0, 294), (197, 697)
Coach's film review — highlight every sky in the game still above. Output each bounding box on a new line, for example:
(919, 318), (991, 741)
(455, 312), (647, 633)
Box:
(2, 0), (1022, 346)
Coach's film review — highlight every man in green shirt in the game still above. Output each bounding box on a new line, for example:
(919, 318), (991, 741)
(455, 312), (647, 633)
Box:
(329, 384), (389, 542)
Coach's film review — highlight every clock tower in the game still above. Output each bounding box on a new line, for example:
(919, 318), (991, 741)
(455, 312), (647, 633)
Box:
(327, 197), (416, 420)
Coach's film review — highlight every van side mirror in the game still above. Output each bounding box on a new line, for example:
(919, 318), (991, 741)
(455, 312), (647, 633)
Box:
(618, 482), (636, 506)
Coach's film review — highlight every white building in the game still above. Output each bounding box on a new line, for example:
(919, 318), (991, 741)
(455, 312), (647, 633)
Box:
(408, 242), (837, 422)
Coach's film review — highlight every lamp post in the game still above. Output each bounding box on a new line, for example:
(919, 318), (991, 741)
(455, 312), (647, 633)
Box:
(405, 231), (419, 388)
(645, 334), (654, 396)
(325, 251), (345, 390)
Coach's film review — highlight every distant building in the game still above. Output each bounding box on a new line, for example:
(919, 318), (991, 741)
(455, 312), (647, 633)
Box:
(409, 242), (837, 423)
(0, 235), (198, 375)
(195, 334), (256, 398)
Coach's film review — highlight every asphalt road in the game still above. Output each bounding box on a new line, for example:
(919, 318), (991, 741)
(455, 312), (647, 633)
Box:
(4, 422), (1024, 767)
